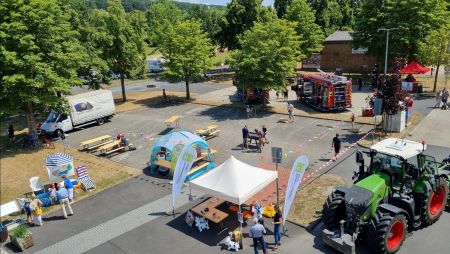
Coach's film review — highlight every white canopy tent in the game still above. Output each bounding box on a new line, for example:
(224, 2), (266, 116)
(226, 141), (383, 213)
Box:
(189, 156), (278, 205)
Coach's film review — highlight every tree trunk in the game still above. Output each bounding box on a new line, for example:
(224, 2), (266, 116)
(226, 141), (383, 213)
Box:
(120, 72), (127, 102)
(25, 102), (36, 134)
(433, 65), (440, 92)
(185, 80), (190, 100)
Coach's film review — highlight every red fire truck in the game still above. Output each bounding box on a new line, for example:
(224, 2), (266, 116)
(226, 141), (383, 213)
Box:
(296, 73), (352, 111)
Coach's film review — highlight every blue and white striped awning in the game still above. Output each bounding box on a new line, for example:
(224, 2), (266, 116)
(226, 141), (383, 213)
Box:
(46, 153), (73, 167)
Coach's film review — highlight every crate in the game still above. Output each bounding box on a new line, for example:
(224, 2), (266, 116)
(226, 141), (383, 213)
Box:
(10, 233), (33, 251)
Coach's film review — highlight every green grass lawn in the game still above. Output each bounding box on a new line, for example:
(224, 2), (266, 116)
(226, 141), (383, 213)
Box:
(211, 50), (230, 67)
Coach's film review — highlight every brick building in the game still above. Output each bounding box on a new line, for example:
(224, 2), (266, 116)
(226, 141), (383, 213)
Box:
(320, 31), (377, 73)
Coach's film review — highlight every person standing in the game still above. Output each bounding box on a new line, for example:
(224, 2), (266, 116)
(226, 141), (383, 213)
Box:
(162, 89), (168, 103)
(351, 113), (355, 129)
(358, 77), (363, 91)
(435, 90), (443, 108)
(62, 175), (74, 203)
(272, 205), (282, 250)
(56, 184), (74, 219)
(283, 89), (288, 102)
(287, 103), (294, 122)
(7, 124), (14, 142)
(246, 105), (251, 118)
(249, 219), (267, 254)
(332, 134), (341, 159)
(275, 90), (279, 101)
(442, 89), (449, 110)
(242, 125), (249, 149)
(30, 194), (44, 226)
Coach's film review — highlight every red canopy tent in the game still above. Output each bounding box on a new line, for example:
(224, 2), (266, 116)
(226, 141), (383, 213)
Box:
(400, 61), (431, 74)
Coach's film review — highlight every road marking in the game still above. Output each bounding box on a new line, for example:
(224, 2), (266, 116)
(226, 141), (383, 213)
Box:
(35, 189), (203, 254)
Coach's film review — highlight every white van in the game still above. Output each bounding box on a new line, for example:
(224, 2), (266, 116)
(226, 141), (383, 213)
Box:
(147, 59), (164, 73)
(41, 90), (115, 136)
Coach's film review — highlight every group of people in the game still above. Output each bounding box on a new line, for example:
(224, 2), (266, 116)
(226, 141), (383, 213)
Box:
(242, 125), (268, 152)
(275, 89), (289, 102)
(249, 201), (283, 253)
(435, 88), (449, 110)
(24, 175), (75, 226)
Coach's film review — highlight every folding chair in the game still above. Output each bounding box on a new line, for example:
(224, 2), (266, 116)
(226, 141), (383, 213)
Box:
(29, 176), (44, 194)
(0, 200), (24, 229)
(75, 166), (96, 191)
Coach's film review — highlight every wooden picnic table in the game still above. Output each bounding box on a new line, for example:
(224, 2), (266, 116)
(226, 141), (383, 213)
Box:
(193, 149), (217, 163)
(195, 125), (220, 139)
(191, 198), (229, 224)
(164, 115), (181, 128)
(80, 135), (112, 149)
(97, 140), (120, 154)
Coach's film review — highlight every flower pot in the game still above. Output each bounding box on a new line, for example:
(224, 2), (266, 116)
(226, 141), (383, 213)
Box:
(0, 227), (8, 243)
(10, 232), (33, 251)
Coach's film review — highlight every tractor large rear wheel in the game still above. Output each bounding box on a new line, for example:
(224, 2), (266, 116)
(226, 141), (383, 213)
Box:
(322, 191), (345, 230)
(421, 177), (448, 226)
(367, 212), (407, 254)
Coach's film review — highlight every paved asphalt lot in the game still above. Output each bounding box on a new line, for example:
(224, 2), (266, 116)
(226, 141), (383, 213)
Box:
(3, 100), (448, 254)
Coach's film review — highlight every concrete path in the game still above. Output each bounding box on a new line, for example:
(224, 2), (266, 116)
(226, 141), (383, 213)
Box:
(408, 109), (450, 147)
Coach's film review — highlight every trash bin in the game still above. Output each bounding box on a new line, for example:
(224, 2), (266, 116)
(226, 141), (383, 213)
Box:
(418, 85), (423, 93)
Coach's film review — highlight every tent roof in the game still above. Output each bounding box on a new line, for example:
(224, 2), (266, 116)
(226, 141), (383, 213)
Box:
(189, 156), (278, 205)
(400, 61), (430, 74)
(153, 131), (205, 152)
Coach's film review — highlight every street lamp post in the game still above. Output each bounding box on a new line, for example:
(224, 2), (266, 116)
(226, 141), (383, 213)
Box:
(378, 28), (398, 75)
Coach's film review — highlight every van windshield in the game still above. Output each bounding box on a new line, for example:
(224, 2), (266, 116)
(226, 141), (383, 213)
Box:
(46, 112), (59, 123)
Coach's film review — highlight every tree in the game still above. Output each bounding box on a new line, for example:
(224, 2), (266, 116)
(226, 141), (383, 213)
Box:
(145, 0), (185, 46)
(158, 20), (213, 100)
(188, 5), (225, 45)
(308, 0), (359, 36)
(104, 0), (147, 102)
(284, 0), (324, 57)
(0, 0), (84, 132)
(274, 0), (292, 18)
(353, 0), (449, 62)
(419, 22), (450, 92)
(229, 18), (303, 93)
(217, 0), (271, 50)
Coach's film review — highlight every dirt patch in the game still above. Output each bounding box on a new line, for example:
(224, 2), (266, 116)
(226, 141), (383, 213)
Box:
(114, 91), (194, 113)
(288, 174), (347, 227)
(0, 143), (140, 209)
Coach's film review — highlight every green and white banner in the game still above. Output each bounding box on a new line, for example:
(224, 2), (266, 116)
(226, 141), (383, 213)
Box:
(172, 145), (196, 207)
(283, 155), (308, 225)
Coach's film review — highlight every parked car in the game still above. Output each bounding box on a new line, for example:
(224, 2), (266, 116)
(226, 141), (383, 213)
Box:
(146, 59), (164, 73)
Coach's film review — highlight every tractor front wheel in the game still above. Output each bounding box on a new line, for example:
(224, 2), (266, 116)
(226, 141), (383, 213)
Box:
(322, 191), (345, 230)
(421, 177), (448, 226)
(367, 212), (407, 254)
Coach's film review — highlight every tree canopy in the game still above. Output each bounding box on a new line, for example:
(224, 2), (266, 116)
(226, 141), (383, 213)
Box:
(229, 18), (303, 91)
(217, 0), (272, 50)
(0, 0), (84, 130)
(308, 0), (359, 36)
(158, 20), (213, 99)
(274, 0), (292, 18)
(145, 0), (185, 46)
(188, 5), (225, 45)
(353, 0), (449, 62)
(284, 0), (324, 57)
(419, 22), (450, 92)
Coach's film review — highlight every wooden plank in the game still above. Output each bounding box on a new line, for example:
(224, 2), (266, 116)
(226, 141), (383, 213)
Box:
(189, 162), (210, 175)
(80, 135), (111, 147)
(154, 159), (171, 169)
(97, 140), (120, 154)
(164, 115), (181, 125)
(86, 140), (114, 150)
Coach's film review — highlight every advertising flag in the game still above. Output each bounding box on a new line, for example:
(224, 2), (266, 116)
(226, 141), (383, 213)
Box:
(172, 145), (197, 207)
(282, 155), (309, 225)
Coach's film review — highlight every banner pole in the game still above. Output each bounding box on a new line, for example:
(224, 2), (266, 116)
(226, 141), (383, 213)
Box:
(276, 162), (280, 208)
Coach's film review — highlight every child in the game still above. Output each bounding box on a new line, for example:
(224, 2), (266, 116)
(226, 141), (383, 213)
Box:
(23, 199), (33, 225)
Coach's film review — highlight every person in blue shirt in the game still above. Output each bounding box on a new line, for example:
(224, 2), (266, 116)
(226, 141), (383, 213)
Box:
(242, 125), (249, 149)
(62, 175), (74, 203)
(56, 184), (73, 219)
(249, 219), (267, 254)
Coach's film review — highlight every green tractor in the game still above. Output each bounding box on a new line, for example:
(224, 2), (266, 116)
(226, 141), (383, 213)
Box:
(322, 138), (449, 254)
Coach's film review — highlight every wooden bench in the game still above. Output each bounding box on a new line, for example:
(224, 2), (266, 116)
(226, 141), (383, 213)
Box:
(104, 143), (133, 155)
(80, 135), (112, 150)
(189, 162), (210, 176)
(97, 140), (120, 154)
(86, 140), (114, 151)
(164, 115), (181, 128)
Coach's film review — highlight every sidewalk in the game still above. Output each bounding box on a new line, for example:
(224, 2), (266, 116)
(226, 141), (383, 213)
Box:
(193, 85), (380, 125)
(408, 108), (450, 147)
